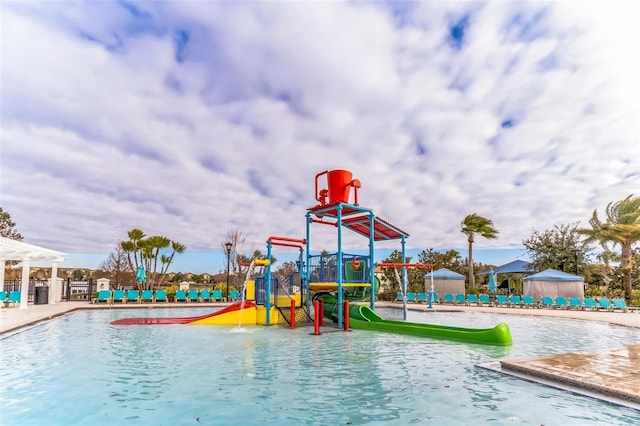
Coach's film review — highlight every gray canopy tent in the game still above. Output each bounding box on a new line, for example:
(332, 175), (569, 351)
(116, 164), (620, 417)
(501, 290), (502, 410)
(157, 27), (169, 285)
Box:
(478, 260), (536, 294)
(423, 268), (466, 297)
(522, 269), (585, 302)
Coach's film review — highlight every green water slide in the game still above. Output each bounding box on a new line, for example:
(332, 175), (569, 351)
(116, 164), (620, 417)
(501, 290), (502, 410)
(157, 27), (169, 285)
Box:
(342, 261), (380, 301)
(317, 295), (512, 346)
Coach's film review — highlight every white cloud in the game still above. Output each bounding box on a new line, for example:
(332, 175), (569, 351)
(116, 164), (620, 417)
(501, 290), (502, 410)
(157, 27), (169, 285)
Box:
(1, 1), (638, 270)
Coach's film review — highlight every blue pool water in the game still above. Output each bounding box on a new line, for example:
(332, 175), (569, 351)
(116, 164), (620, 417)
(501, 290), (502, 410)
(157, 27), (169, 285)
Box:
(1, 307), (639, 425)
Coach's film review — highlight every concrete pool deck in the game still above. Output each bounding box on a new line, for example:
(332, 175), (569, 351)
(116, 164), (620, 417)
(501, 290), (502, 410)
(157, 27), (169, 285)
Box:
(1, 300), (639, 408)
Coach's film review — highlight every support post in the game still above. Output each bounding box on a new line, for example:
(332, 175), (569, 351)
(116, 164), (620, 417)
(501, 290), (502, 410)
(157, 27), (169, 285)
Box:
(290, 298), (296, 329)
(313, 300), (321, 335)
(343, 300), (350, 331)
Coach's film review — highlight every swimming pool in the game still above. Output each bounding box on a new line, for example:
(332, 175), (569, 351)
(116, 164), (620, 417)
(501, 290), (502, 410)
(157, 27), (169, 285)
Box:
(1, 307), (639, 425)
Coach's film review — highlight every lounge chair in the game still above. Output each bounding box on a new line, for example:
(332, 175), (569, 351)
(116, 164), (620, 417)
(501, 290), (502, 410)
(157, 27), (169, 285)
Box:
(230, 290), (240, 302)
(430, 292), (439, 304)
(3, 291), (20, 307)
(443, 293), (455, 305)
(569, 297), (584, 310)
(417, 292), (428, 303)
(212, 290), (224, 302)
(612, 298), (629, 312)
(583, 297), (598, 311)
(407, 292), (417, 303)
(541, 296), (555, 309)
(141, 290), (154, 303)
(126, 289), (140, 303)
(522, 295), (536, 308)
(395, 292), (403, 302)
(555, 296), (568, 309)
(509, 295), (523, 307)
(597, 298), (613, 311)
(155, 289), (168, 303)
(478, 294), (491, 306)
(95, 290), (112, 304)
(466, 294), (479, 306)
(112, 289), (126, 303)
(199, 289), (212, 302)
(0, 291), (6, 306)
(496, 295), (509, 307)
(455, 293), (466, 305)
(175, 289), (187, 302)
(188, 289), (200, 303)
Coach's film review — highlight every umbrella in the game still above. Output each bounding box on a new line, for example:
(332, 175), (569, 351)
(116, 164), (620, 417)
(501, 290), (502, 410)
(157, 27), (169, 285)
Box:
(136, 264), (147, 284)
(488, 269), (497, 294)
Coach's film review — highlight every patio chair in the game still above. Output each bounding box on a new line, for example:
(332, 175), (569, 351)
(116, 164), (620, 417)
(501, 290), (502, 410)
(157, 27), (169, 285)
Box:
(0, 291), (6, 306)
(212, 290), (224, 302)
(3, 291), (20, 307)
(443, 293), (455, 305)
(175, 289), (187, 302)
(541, 296), (555, 309)
(407, 292), (417, 303)
(94, 290), (112, 304)
(569, 297), (584, 310)
(417, 292), (428, 303)
(126, 289), (140, 303)
(141, 290), (154, 303)
(466, 294), (479, 306)
(583, 297), (598, 311)
(478, 294), (491, 306)
(155, 289), (168, 303)
(611, 298), (629, 312)
(455, 293), (466, 305)
(522, 295), (536, 308)
(112, 289), (126, 303)
(509, 295), (523, 307)
(199, 289), (212, 302)
(555, 296), (568, 309)
(495, 295), (509, 307)
(430, 292), (439, 304)
(395, 292), (403, 303)
(597, 298), (613, 311)
(188, 289), (200, 303)
(230, 290), (240, 302)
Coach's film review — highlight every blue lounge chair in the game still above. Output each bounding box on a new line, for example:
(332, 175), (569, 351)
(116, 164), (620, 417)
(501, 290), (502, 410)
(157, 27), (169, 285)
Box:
(175, 289), (187, 302)
(583, 297), (598, 310)
(522, 295), (536, 308)
(406, 292), (417, 303)
(95, 290), (112, 304)
(0, 291), (7, 306)
(188, 289), (200, 302)
(417, 292), (428, 303)
(141, 290), (154, 303)
(455, 293), (466, 305)
(3, 291), (20, 307)
(496, 295), (509, 307)
(509, 295), (523, 307)
(443, 293), (455, 305)
(112, 289), (125, 303)
(212, 290), (224, 302)
(541, 296), (555, 309)
(466, 294), (479, 306)
(612, 298), (629, 312)
(555, 296), (568, 309)
(569, 297), (584, 310)
(200, 289), (212, 302)
(597, 298), (613, 311)
(395, 292), (403, 302)
(126, 289), (140, 303)
(230, 290), (240, 301)
(478, 294), (491, 306)
(155, 289), (168, 303)
(430, 292), (439, 304)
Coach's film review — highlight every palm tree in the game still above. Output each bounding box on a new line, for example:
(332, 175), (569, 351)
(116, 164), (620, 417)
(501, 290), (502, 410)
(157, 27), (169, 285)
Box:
(461, 213), (499, 289)
(580, 194), (640, 302)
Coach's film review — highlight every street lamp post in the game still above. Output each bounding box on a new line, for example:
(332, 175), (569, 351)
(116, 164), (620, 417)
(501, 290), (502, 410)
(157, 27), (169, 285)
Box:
(573, 249), (580, 275)
(225, 242), (233, 302)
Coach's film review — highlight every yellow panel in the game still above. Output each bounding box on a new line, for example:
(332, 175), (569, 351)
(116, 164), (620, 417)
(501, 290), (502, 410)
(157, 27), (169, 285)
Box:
(189, 307), (257, 325)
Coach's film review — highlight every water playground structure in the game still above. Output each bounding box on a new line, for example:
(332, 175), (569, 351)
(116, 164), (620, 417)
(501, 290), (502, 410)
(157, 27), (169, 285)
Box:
(112, 169), (512, 346)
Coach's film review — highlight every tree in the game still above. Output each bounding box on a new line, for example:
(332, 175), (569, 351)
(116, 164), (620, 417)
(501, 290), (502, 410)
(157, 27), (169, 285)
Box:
(120, 228), (186, 289)
(580, 194), (640, 302)
(461, 213), (499, 289)
(522, 223), (593, 273)
(99, 243), (132, 289)
(0, 207), (23, 240)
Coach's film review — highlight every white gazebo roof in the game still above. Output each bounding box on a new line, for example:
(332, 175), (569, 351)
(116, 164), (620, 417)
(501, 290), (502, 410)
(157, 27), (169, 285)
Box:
(0, 236), (66, 262)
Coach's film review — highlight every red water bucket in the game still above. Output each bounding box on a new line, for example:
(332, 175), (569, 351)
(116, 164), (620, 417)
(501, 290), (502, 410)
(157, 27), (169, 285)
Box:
(327, 170), (353, 203)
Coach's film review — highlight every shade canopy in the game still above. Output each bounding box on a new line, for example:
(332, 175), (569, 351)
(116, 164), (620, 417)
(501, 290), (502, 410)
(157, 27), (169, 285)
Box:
(423, 268), (465, 280)
(522, 268), (584, 302)
(478, 260), (535, 275)
(523, 269), (584, 282)
(0, 236), (65, 262)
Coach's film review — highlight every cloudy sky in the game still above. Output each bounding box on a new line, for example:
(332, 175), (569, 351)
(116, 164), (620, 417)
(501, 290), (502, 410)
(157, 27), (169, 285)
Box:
(1, 1), (638, 273)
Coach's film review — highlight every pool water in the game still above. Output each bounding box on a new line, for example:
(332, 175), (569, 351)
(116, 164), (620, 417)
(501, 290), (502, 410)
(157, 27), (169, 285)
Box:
(1, 307), (639, 425)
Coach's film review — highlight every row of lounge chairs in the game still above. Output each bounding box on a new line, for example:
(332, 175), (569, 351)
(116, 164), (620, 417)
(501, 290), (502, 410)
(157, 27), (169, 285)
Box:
(94, 289), (239, 304)
(395, 291), (630, 312)
(1, 290), (21, 307)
